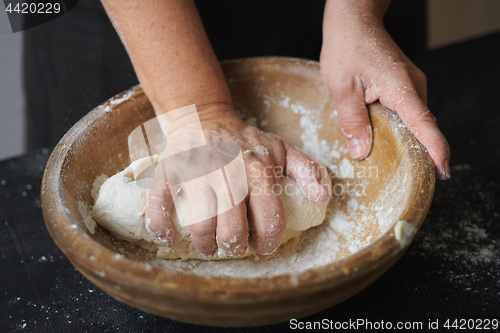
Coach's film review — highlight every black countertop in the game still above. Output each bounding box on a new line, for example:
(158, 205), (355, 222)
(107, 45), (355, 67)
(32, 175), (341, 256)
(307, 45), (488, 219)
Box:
(2, 33), (500, 332)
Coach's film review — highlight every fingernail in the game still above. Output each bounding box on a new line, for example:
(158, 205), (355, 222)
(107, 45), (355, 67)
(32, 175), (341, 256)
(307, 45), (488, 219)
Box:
(156, 236), (173, 246)
(308, 183), (330, 202)
(145, 218), (173, 245)
(437, 164), (451, 181)
(346, 138), (365, 159)
(145, 217), (154, 235)
(202, 251), (215, 257)
(260, 248), (278, 256)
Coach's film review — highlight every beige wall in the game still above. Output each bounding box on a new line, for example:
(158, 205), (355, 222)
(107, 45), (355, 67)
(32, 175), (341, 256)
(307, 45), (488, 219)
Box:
(427, 0), (500, 49)
(0, 10), (24, 160)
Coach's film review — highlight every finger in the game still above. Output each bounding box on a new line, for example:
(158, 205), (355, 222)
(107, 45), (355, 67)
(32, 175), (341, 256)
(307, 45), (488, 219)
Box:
(381, 91), (451, 180)
(332, 76), (373, 160)
(283, 142), (330, 202)
(216, 200), (248, 258)
(185, 182), (217, 256)
(145, 160), (175, 245)
(247, 163), (286, 255)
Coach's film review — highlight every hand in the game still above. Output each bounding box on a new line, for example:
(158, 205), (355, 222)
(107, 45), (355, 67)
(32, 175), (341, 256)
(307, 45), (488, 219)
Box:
(100, 0), (330, 257)
(144, 105), (330, 257)
(320, 0), (450, 180)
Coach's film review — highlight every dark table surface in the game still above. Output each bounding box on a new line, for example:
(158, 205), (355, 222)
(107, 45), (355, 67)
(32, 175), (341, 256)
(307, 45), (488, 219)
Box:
(2, 33), (500, 332)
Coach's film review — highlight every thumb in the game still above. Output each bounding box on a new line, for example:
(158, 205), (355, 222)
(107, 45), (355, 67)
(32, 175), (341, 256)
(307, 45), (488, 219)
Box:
(333, 76), (373, 160)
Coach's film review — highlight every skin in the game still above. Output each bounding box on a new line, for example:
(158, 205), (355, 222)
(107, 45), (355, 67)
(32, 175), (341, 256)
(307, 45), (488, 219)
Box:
(321, 0), (451, 180)
(101, 0), (329, 257)
(101, 0), (450, 256)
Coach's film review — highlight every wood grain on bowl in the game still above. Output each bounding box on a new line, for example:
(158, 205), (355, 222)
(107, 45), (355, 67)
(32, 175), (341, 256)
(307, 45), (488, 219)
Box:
(41, 57), (435, 327)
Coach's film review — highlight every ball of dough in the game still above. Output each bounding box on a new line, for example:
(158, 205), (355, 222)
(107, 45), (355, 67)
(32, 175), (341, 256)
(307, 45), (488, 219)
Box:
(91, 156), (331, 260)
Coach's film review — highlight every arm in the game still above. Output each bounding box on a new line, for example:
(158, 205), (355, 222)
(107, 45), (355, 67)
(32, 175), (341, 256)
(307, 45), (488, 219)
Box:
(101, 0), (232, 116)
(320, 0), (451, 180)
(100, 0), (329, 257)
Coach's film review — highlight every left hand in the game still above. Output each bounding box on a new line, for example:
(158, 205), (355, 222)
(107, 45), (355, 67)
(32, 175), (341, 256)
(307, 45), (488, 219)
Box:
(320, 0), (450, 180)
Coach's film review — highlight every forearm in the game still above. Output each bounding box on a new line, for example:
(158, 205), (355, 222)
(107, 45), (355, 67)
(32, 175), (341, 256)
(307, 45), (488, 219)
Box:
(101, 0), (232, 117)
(324, 0), (390, 23)
(323, 0), (391, 44)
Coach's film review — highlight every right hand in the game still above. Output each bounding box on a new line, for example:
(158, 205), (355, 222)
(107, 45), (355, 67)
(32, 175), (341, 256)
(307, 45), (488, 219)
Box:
(144, 105), (330, 258)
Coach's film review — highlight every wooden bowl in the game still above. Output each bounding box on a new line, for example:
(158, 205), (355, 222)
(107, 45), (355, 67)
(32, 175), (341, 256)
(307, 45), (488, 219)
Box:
(41, 57), (435, 327)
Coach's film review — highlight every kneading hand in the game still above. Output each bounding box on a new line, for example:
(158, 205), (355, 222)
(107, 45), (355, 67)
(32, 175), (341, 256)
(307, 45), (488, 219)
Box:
(145, 106), (330, 257)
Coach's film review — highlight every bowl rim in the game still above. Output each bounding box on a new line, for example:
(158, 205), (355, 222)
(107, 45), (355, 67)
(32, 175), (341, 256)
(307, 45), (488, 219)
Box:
(41, 56), (435, 302)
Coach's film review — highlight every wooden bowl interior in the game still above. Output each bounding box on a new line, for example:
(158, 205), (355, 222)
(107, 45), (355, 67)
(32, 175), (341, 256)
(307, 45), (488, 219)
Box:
(42, 57), (435, 326)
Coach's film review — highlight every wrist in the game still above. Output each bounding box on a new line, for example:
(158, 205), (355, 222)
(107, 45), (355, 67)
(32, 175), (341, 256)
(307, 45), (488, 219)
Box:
(148, 82), (234, 116)
(156, 101), (238, 139)
(322, 0), (390, 59)
(326, 0), (390, 20)
(323, 0), (389, 41)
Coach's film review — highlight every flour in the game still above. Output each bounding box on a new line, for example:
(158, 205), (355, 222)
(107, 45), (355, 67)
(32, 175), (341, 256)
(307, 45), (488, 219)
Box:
(347, 197), (359, 215)
(416, 217), (498, 265)
(289, 97), (344, 163)
(81, 91), (416, 278)
(99, 86), (139, 113)
(148, 103), (408, 277)
(78, 201), (96, 234)
(338, 158), (355, 179)
(408, 164), (500, 291)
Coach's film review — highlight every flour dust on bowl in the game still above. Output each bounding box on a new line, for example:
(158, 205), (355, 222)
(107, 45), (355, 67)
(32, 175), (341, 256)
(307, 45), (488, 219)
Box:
(41, 57), (435, 327)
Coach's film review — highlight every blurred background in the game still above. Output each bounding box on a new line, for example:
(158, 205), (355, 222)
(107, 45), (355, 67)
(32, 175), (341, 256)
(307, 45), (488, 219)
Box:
(1, 0), (500, 160)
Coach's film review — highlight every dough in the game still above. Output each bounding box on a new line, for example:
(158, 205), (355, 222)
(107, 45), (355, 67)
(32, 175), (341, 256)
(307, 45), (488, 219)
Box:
(91, 156), (332, 260)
